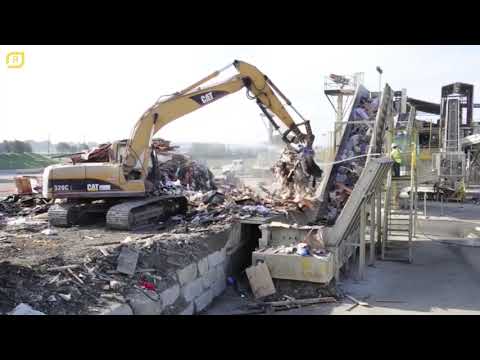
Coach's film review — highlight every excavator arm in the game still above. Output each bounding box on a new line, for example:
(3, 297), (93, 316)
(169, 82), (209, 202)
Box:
(123, 60), (318, 179)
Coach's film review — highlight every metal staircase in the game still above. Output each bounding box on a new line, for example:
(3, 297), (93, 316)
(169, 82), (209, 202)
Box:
(381, 167), (416, 263)
(383, 193), (413, 263)
(380, 107), (418, 264)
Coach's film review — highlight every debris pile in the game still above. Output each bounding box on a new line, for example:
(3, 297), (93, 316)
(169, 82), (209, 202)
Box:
(152, 138), (179, 152)
(235, 295), (337, 314)
(256, 225), (329, 258)
(0, 223), (228, 315)
(269, 146), (318, 207)
(320, 96), (379, 225)
(148, 184), (282, 231)
(155, 153), (216, 192)
(265, 243), (329, 258)
(66, 138), (317, 212)
(71, 143), (112, 164)
(0, 194), (52, 220)
(0, 136), (333, 315)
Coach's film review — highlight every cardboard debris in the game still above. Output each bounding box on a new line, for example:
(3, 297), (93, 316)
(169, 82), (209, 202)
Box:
(58, 293), (71, 301)
(246, 262), (276, 299)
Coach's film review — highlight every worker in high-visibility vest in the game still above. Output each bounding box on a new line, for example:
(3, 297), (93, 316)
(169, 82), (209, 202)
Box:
(455, 179), (465, 203)
(390, 143), (402, 177)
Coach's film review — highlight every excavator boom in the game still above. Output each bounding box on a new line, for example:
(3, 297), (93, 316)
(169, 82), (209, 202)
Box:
(122, 60), (317, 178)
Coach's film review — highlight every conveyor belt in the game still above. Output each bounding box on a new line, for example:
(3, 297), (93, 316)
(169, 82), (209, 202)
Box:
(317, 83), (392, 226)
(325, 157), (393, 247)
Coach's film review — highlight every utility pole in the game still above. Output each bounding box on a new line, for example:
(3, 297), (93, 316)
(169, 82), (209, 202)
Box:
(376, 66), (383, 95)
(47, 133), (51, 156)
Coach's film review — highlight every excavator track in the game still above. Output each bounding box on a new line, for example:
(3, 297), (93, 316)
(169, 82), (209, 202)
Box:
(106, 195), (188, 230)
(48, 201), (113, 227)
(48, 203), (83, 227)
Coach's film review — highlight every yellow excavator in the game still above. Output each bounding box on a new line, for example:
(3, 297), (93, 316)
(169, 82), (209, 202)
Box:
(43, 60), (322, 229)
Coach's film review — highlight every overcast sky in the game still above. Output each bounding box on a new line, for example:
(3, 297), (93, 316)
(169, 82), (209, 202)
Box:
(2, 45), (480, 146)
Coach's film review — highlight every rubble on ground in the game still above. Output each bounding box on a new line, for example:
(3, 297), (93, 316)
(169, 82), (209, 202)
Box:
(66, 137), (317, 214)
(0, 220), (231, 315)
(154, 152), (216, 192)
(8, 303), (45, 315)
(0, 149), (288, 315)
(0, 137), (331, 314)
(0, 194), (52, 220)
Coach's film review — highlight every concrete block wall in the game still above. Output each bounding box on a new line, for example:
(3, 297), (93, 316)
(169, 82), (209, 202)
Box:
(102, 246), (228, 315)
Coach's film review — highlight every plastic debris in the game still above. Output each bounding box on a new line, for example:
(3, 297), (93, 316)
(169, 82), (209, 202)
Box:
(139, 279), (156, 291)
(41, 228), (58, 236)
(109, 280), (121, 290)
(296, 243), (310, 256)
(8, 303), (45, 315)
(58, 293), (71, 301)
(7, 217), (27, 226)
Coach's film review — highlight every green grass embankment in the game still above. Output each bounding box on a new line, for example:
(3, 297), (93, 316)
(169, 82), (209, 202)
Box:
(0, 153), (59, 170)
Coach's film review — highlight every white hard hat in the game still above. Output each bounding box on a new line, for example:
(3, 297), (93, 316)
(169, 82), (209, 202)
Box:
(392, 143), (398, 148)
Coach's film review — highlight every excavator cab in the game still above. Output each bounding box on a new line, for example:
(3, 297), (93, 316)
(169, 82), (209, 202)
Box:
(111, 141), (127, 163)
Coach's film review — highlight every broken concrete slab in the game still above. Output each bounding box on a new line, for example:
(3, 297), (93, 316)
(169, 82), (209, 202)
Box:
(212, 277), (226, 297)
(201, 267), (217, 289)
(181, 277), (204, 302)
(195, 288), (213, 313)
(207, 248), (225, 268)
(116, 246), (139, 276)
(197, 257), (209, 276)
(215, 264), (225, 285)
(179, 302), (194, 315)
(101, 303), (134, 315)
(177, 263), (198, 286)
(9, 303), (45, 315)
(246, 262), (276, 299)
(127, 290), (163, 315)
(252, 249), (334, 284)
(160, 284), (180, 307)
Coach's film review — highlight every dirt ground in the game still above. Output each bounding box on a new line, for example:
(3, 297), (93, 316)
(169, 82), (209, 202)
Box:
(0, 168), (291, 315)
(0, 213), (230, 315)
(0, 183), (15, 197)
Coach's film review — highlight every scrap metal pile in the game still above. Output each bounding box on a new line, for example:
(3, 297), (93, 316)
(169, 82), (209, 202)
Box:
(320, 96), (379, 225)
